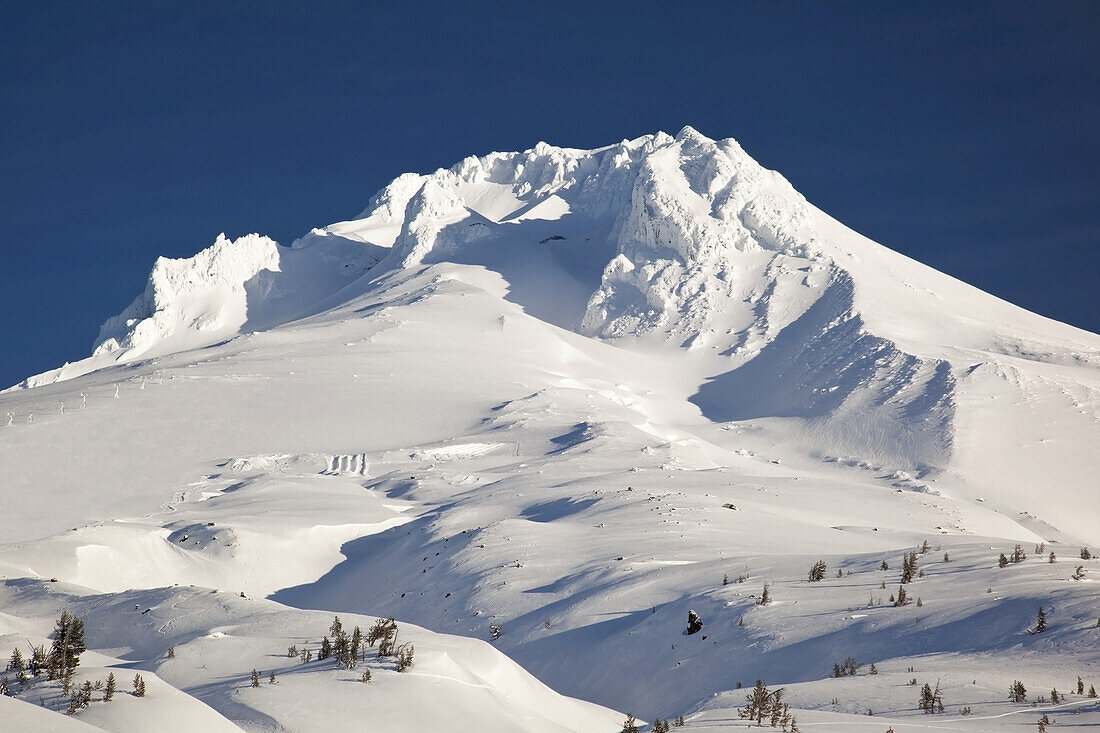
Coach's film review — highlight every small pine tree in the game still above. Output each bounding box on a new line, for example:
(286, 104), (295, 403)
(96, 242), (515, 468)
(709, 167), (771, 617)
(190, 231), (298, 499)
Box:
(395, 642), (415, 672)
(880, 560), (889, 571)
(1050, 688), (1059, 704)
(133, 673), (146, 697)
(1012, 544), (1027, 563)
(351, 626), (362, 658)
(104, 672), (116, 701)
(329, 615), (344, 639)
(166, 646), (175, 659)
(361, 669), (371, 683)
(759, 583), (771, 606)
(1036, 607), (1047, 633)
(1049, 551), (1056, 563)
(894, 586), (908, 607)
(28, 644), (47, 677)
(674, 715), (685, 727)
(1089, 684), (1097, 698)
(268, 671), (276, 684)
(653, 719), (669, 733)
(943, 552), (950, 562)
(1081, 547), (1092, 560)
(287, 644), (298, 657)
(808, 560), (827, 582)
(0, 676), (9, 696)
(1010, 680), (1027, 703)
(7, 648), (24, 673)
(869, 662), (878, 675)
(999, 553), (1009, 568)
(1077, 675), (1084, 695)
(620, 713), (639, 733)
(250, 669), (259, 688)
(319, 636), (332, 660)
(919, 683), (935, 713)
(723, 573), (729, 586)
(901, 553), (916, 584)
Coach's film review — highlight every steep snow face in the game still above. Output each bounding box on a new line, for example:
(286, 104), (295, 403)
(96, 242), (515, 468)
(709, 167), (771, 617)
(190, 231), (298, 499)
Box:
(93, 233), (282, 359)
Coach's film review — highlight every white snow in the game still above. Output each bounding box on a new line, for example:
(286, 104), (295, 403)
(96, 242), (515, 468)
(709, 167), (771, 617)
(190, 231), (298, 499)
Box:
(1, 127), (1097, 731)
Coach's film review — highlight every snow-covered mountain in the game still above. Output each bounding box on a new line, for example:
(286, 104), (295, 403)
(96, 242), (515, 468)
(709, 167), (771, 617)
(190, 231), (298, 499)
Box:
(2, 128), (1098, 731)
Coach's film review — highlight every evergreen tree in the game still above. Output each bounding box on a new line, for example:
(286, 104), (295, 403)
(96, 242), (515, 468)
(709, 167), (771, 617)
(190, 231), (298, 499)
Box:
(0, 676), (9, 696)
(351, 626), (362, 658)
(999, 553), (1009, 568)
(269, 671), (276, 684)
(919, 683), (935, 713)
(395, 642), (415, 672)
(1036, 607), (1047, 633)
(674, 715), (685, 727)
(620, 713), (639, 733)
(333, 629), (354, 669)
(901, 553), (918, 584)
(132, 673), (146, 697)
(880, 560), (889, 571)
(1011, 544), (1027, 563)
(1081, 547), (1092, 560)
(808, 560), (827, 582)
(47, 611), (86, 684)
(329, 615), (344, 639)
(1077, 675), (1084, 695)
(894, 586), (908, 607)
(758, 583), (771, 606)
(27, 644), (46, 677)
(1051, 688), (1059, 704)
(1010, 680), (1027, 702)
(7, 647), (24, 673)
(1049, 551), (1056, 563)
(1089, 684), (1097, 698)
(653, 719), (669, 733)
(361, 670), (371, 683)
(319, 636), (332, 660)
(250, 669), (259, 688)
(104, 672), (116, 701)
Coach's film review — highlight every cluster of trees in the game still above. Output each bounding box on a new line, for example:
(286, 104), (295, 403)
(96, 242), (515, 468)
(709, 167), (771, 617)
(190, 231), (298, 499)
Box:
(999, 544), (1028, 567)
(0, 612), (148, 716)
(832, 657), (861, 678)
(918, 681), (944, 713)
(647, 715), (686, 731)
(808, 560), (827, 583)
(314, 615), (414, 673)
(739, 680), (798, 730)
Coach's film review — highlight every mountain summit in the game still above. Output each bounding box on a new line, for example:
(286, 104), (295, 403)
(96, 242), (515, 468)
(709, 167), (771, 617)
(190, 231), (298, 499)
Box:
(18, 127), (1099, 540)
(2, 129), (1098, 728)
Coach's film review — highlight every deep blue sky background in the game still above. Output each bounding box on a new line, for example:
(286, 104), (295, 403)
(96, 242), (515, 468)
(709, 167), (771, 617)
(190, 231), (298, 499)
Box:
(2, 2), (1097, 387)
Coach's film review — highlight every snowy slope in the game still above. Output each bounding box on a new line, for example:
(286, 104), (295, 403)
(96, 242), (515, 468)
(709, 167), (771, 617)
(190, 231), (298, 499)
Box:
(2, 128), (1098, 730)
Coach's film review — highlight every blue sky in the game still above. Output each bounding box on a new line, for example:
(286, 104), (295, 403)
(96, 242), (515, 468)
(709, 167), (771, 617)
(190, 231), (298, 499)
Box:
(1, 2), (1097, 387)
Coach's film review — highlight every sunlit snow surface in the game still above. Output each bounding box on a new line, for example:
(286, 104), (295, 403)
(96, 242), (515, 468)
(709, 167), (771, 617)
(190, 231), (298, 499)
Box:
(2, 128), (1098, 730)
